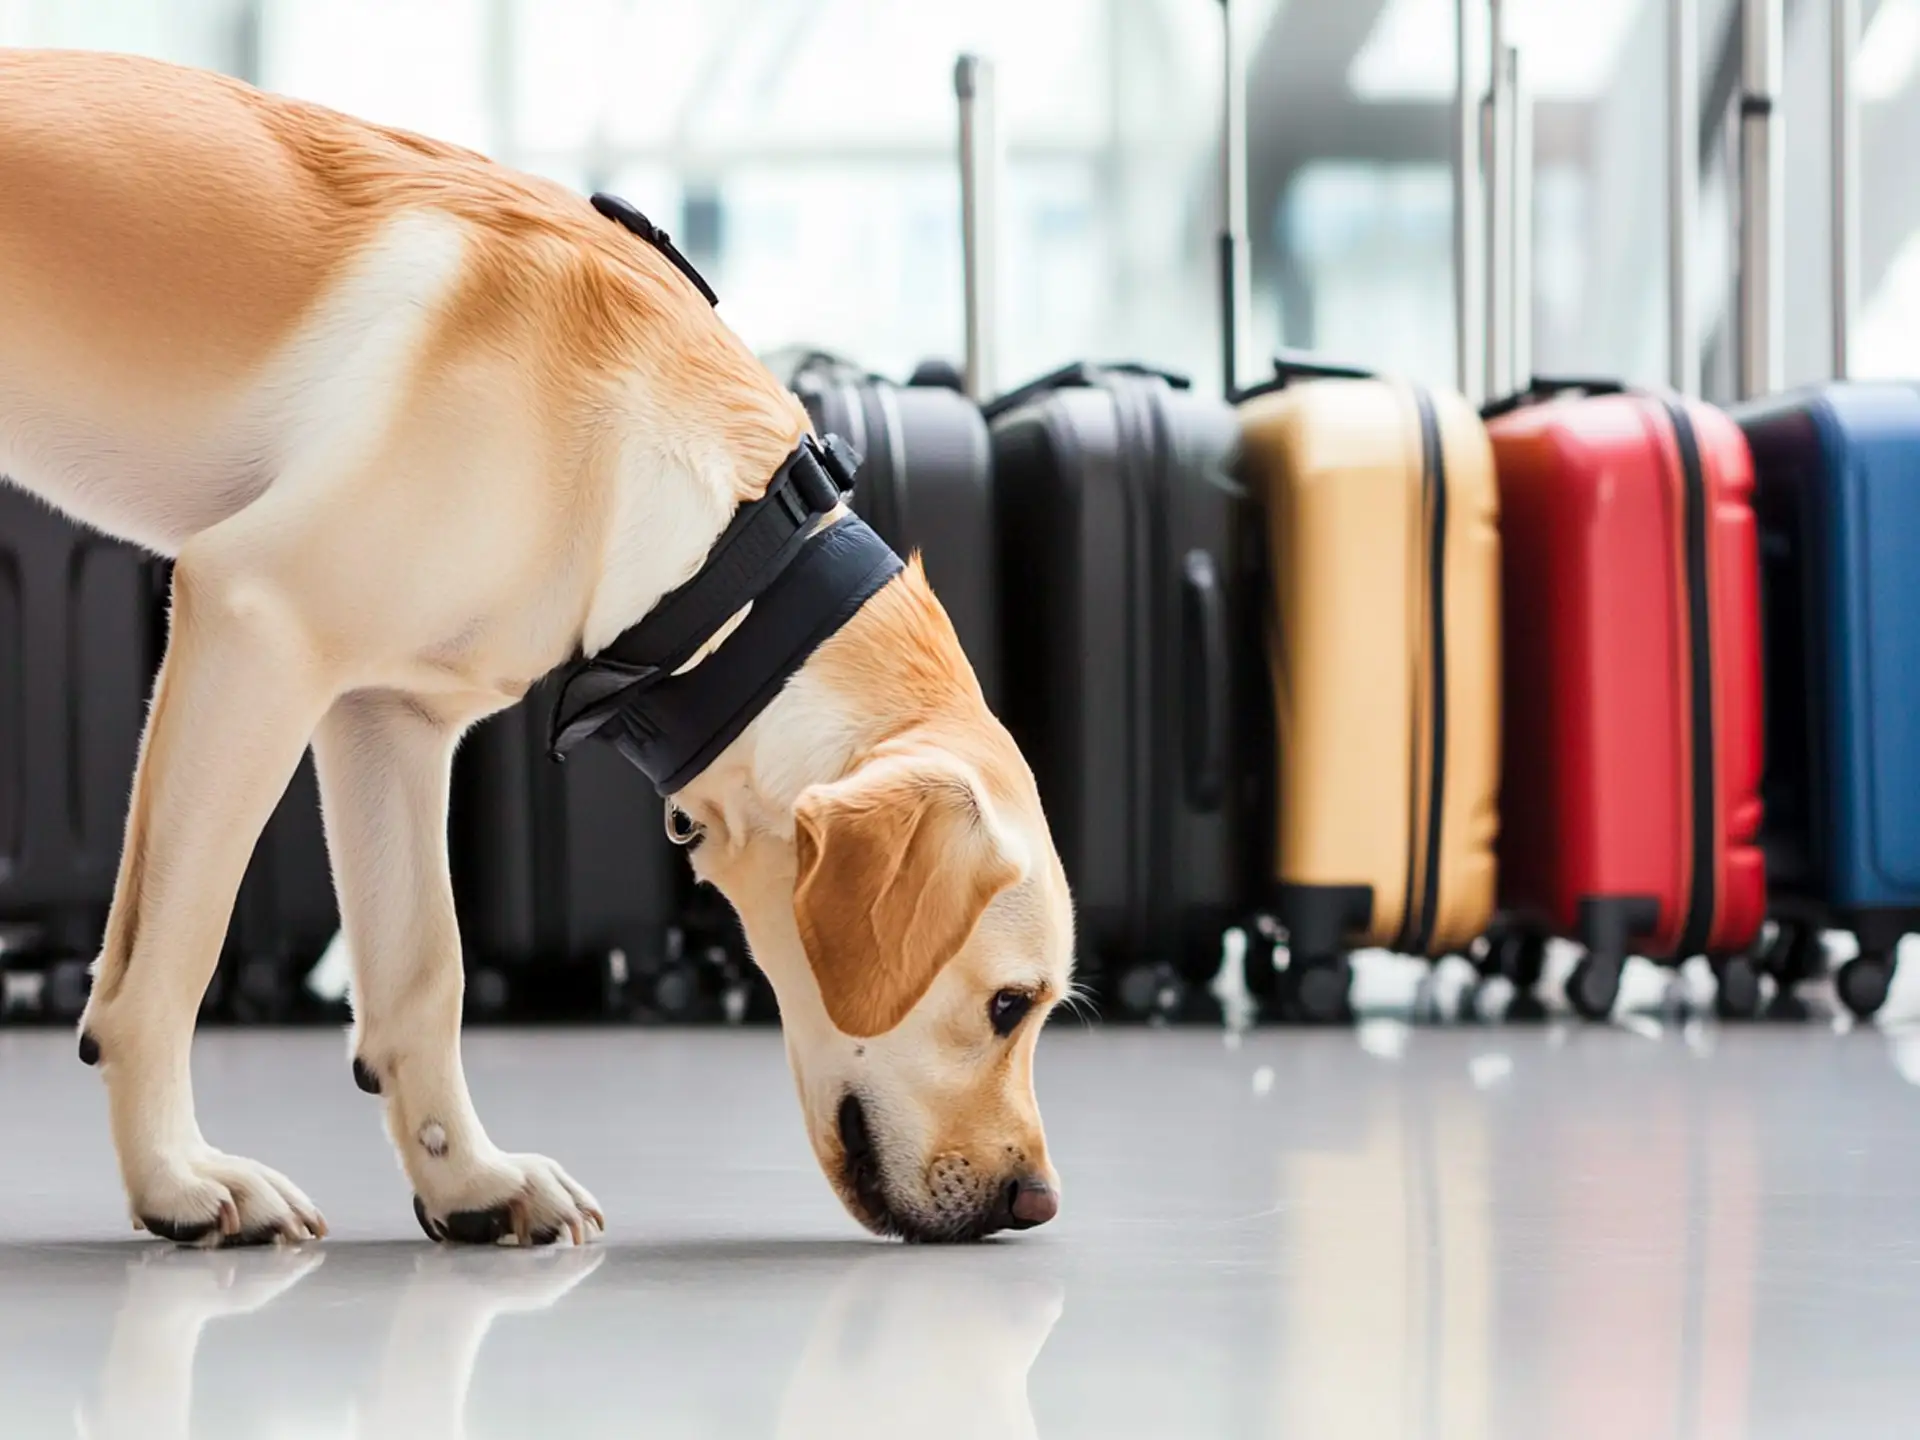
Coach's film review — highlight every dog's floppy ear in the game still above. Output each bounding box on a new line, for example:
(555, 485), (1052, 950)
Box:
(793, 750), (1027, 1037)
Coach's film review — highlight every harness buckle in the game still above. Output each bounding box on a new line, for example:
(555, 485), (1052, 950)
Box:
(664, 800), (705, 847)
(788, 441), (852, 517)
(817, 434), (862, 489)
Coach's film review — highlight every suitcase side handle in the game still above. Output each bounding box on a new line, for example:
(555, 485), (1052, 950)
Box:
(1180, 549), (1228, 813)
(982, 361), (1191, 420)
(1480, 375), (1629, 419)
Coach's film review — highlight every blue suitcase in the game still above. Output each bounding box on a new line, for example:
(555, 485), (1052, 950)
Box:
(1737, 383), (1920, 1018)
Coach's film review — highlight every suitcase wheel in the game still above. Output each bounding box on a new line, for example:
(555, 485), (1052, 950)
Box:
(1484, 931), (1549, 1021)
(1712, 954), (1764, 1021)
(466, 967), (512, 1020)
(1754, 920), (1822, 1021)
(1282, 953), (1353, 1026)
(652, 962), (706, 1020)
(1566, 956), (1621, 1022)
(1117, 962), (1189, 1023)
(1836, 951), (1895, 1021)
(44, 959), (92, 1023)
(230, 955), (300, 1024)
(1241, 929), (1281, 1000)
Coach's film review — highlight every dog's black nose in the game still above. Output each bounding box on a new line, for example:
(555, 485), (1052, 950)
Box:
(990, 1175), (1058, 1233)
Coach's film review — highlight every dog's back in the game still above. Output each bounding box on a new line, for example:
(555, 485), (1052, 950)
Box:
(0, 48), (798, 556)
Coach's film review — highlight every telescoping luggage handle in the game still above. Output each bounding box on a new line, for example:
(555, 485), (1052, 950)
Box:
(1737, 0), (1785, 399)
(955, 55), (1001, 401)
(979, 361), (1191, 420)
(1472, 1), (1533, 402)
(1219, 0), (1252, 398)
(1833, 0), (1860, 379)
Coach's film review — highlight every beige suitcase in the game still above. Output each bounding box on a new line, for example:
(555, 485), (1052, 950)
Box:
(1237, 360), (1501, 1020)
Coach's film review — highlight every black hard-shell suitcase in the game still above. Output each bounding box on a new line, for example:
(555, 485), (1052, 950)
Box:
(0, 487), (161, 1021)
(448, 680), (761, 1022)
(987, 363), (1265, 1018)
(779, 351), (1001, 708)
(220, 755), (341, 1022)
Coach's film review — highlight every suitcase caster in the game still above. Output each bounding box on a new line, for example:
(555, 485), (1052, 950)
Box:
(1242, 931), (1281, 1004)
(1755, 920), (1821, 1020)
(649, 944), (728, 1024)
(1489, 930), (1549, 1021)
(1283, 953), (1352, 1025)
(650, 963), (700, 1019)
(43, 958), (92, 1023)
(465, 966), (512, 1021)
(1570, 897), (1653, 1021)
(1836, 951), (1895, 1020)
(1117, 962), (1188, 1023)
(1712, 954), (1764, 1021)
(231, 954), (301, 1024)
(1567, 956), (1621, 1021)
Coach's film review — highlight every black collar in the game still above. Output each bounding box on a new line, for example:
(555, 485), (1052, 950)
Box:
(547, 435), (903, 794)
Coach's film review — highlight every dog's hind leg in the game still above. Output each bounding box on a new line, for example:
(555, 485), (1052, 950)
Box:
(312, 689), (604, 1246)
(79, 522), (336, 1246)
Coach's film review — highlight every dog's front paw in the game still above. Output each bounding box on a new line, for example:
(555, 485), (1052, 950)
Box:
(412, 1153), (604, 1247)
(131, 1150), (327, 1248)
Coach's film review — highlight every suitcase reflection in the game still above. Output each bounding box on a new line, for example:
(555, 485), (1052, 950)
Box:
(1271, 1031), (1761, 1440)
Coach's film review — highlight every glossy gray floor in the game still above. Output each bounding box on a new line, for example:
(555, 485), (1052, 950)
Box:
(5, 1014), (1920, 1438)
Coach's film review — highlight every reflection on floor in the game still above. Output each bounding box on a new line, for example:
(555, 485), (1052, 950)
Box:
(5, 1010), (1920, 1437)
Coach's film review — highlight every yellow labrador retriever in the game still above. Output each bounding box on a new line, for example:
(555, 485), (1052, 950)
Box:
(0, 49), (1073, 1246)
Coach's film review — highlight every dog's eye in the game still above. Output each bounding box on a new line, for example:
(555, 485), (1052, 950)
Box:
(989, 989), (1034, 1037)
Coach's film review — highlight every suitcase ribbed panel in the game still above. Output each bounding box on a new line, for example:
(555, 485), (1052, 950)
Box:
(1490, 393), (1764, 960)
(1238, 380), (1499, 956)
(1740, 383), (1920, 919)
(990, 367), (1253, 991)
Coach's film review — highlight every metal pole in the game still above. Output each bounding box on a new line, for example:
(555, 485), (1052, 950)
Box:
(1832, 0), (1859, 379)
(1511, 43), (1532, 387)
(1453, 0), (1485, 402)
(484, 0), (516, 166)
(956, 54), (1000, 402)
(1484, 1), (1513, 399)
(1738, 0), (1784, 400)
(1669, 0), (1698, 394)
(1220, 0), (1252, 398)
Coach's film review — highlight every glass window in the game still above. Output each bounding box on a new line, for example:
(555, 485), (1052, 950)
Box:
(1854, 0), (1920, 377)
(23, 0), (1890, 396)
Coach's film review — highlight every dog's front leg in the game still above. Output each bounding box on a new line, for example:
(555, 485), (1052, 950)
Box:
(80, 543), (333, 1245)
(313, 690), (604, 1245)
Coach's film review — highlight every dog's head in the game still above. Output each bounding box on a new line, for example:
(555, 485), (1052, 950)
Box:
(684, 566), (1073, 1242)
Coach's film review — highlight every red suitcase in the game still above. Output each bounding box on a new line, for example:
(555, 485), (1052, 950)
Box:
(1484, 383), (1766, 1019)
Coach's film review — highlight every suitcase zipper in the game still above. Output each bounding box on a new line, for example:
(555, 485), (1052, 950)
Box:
(1396, 389), (1448, 956)
(1665, 398), (1718, 958)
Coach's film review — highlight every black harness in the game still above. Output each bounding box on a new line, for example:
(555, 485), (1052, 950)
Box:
(546, 194), (904, 795)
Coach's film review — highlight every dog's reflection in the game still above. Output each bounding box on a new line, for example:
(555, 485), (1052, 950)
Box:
(776, 1252), (1064, 1440)
(78, 1245), (327, 1440)
(76, 1240), (1062, 1438)
(356, 1247), (607, 1439)
(76, 1244), (602, 1440)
